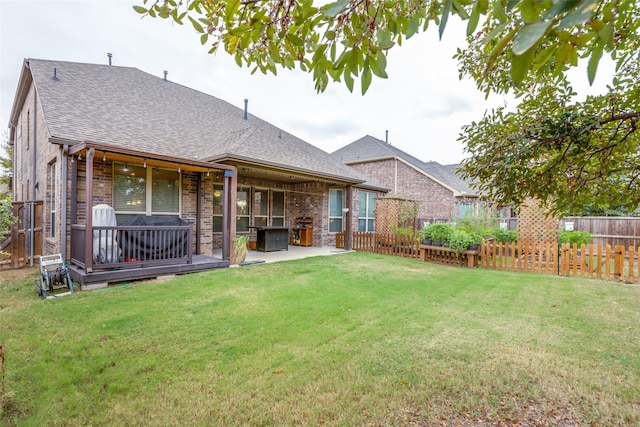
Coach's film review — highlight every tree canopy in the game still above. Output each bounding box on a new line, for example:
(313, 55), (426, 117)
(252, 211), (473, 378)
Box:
(135, 0), (640, 214)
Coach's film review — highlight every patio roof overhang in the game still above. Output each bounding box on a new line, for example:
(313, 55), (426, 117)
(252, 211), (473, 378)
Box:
(209, 154), (367, 187)
(56, 139), (235, 173)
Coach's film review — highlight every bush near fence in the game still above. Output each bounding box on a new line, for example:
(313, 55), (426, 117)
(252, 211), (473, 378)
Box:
(337, 232), (639, 284)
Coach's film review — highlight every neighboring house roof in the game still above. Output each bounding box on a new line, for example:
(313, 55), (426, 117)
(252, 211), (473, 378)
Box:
(332, 135), (478, 197)
(9, 58), (383, 187)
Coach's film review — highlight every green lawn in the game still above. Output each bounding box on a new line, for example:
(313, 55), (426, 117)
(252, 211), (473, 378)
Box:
(1, 252), (639, 426)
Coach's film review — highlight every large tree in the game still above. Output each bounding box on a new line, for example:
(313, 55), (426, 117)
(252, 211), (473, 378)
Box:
(135, 0), (639, 214)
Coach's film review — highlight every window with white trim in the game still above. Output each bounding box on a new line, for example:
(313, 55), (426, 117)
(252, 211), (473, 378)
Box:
(328, 188), (343, 233)
(358, 191), (376, 232)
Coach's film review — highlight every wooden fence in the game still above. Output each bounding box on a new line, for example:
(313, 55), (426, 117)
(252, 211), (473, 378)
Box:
(476, 240), (639, 284)
(561, 217), (640, 247)
(338, 231), (639, 284)
(336, 231), (421, 259)
(1, 201), (43, 270)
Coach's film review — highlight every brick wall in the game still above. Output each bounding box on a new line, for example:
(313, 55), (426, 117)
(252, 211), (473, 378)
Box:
(348, 159), (457, 222)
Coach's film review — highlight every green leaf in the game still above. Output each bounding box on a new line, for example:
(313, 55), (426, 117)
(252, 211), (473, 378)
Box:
(492, 0), (508, 23)
(512, 20), (552, 56)
(343, 68), (354, 92)
(485, 27), (517, 74)
(511, 44), (535, 84)
(361, 63), (372, 95)
(406, 15), (420, 39)
(543, 0), (582, 20)
(558, 0), (597, 30)
(376, 28), (395, 50)
(452, 0), (470, 19)
(200, 33), (209, 45)
(466, 3), (480, 37)
(323, 0), (349, 18)
(225, 0), (241, 21)
(439, 0), (452, 40)
(189, 16), (204, 33)
(133, 5), (148, 14)
(587, 40), (604, 85)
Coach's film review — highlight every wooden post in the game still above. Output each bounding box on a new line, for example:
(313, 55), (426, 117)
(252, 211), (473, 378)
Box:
(84, 148), (95, 273)
(221, 168), (237, 261)
(345, 185), (353, 251)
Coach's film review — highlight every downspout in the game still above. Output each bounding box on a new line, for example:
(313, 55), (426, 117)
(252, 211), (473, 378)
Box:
(61, 145), (69, 260)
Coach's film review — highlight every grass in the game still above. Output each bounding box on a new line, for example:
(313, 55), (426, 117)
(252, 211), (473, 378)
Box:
(1, 252), (639, 426)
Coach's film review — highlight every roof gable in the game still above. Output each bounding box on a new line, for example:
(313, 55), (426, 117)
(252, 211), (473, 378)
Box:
(332, 134), (478, 196)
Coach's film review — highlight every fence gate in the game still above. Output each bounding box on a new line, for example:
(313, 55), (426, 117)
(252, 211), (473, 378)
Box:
(0, 201), (43, 270)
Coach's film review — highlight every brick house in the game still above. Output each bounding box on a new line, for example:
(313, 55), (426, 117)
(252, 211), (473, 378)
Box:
(7, 58), (386, 286)
(333, 135), (483, 225)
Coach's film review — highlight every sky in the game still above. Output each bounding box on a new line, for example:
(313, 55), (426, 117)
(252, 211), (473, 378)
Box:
(0, 0), (614, 165)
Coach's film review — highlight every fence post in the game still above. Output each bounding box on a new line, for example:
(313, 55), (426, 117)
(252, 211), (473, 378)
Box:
(613, 245), (624, 281)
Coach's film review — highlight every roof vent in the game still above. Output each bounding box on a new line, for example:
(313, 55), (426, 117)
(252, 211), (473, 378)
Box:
(52, 67), (59, 81)
(243, 99), (248, 120)
(163, 70), (168, 82)
(385, 130), (389, 144)
(107, 52), (112, 66)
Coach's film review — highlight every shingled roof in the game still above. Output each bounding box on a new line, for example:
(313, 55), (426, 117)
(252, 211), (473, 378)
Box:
(10, 58), (373, 185)
(332, 135), (478, 196)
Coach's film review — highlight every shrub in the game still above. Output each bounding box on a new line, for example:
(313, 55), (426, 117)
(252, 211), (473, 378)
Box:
(494, 228), (517, 243)
(558, 230), (593, 246)
(448, 229), (472, 253)
(419, 224), (433, 242)
(429, 223), (453, 244)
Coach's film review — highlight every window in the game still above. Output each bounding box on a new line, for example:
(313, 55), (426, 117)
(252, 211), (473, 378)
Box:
(113, 163), (180, 216)
(272, 190), (285, 226)
(328, 188), (343, 233)
(358, 191), (376, 232)
(253, 188), (268, 228)
(459, 202), (474, 219)
(236, 187), (250, 232)
(212, 186), (287, 233)
(212, 184), (223, 233)
(49, 162), (56, 237)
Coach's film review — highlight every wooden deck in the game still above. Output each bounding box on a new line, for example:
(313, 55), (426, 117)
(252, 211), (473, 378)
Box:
(69, 254), (229, 289)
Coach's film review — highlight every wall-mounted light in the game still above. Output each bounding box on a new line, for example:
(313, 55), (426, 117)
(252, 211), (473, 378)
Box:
(178, 166), (181, 173)
(102, 152), (106, 162)
(143, 159), (147, 168)
(78, 154), (82, 161)
(215, 174), (220, 181)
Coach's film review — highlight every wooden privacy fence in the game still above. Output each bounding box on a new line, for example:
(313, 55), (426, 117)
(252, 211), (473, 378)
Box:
(338, 232), (639, 284)
(1, 201), (43, 270)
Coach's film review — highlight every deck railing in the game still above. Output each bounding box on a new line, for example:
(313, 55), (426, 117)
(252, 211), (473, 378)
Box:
(71, 224), (193, 271)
